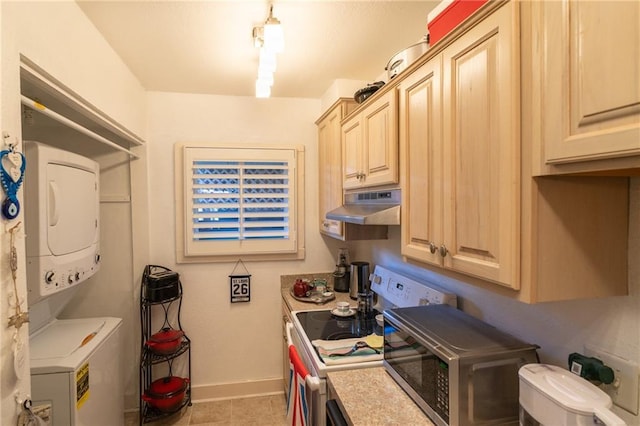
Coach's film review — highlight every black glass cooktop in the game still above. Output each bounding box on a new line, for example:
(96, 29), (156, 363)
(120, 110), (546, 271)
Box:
(295, 310), (381, 341)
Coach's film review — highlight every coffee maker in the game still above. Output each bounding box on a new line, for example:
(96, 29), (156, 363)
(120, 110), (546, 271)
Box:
(349, 261), (369, 300)
(332, 248), (350, 293)
(349, 261), (374, 316)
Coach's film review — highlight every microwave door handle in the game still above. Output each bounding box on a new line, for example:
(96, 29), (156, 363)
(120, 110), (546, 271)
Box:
(48, 180), (60, 226)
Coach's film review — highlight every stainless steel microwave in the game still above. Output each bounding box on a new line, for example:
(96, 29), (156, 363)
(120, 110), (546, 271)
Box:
(383, 305), (539, 426)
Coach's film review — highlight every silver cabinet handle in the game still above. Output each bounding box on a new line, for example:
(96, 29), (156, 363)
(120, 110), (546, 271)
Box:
(409, 239), (438, 255)
(439, 244), (448, 258)
(429, 242), (437, 254)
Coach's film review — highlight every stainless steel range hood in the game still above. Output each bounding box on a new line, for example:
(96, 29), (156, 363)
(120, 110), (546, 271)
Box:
(326, 189), (400, 225)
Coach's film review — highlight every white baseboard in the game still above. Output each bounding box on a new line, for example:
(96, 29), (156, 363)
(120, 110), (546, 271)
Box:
(191, 378), (284, 402)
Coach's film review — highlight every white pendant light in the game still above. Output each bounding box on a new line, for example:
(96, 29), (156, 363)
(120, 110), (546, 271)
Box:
(263, 5), (284, 54)
(259, 48), (277, 73)
(253, 4), (284, 98)
(256, 79), (271, 98)
(257, 68), (274, 86)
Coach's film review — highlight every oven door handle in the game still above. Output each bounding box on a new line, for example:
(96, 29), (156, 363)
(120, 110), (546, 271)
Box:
(307, 375), (320, 391)
(286, 322), (295, 346)
(285, 322), (320, 390)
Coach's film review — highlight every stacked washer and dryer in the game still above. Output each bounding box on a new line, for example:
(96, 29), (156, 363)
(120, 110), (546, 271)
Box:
(24, 141), (123, 426)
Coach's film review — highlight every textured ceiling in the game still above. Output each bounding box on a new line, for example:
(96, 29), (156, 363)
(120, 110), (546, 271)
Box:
(77, 1), (439, 98)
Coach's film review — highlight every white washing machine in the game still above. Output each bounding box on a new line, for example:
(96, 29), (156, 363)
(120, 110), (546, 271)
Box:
(30, 317), (123, 426)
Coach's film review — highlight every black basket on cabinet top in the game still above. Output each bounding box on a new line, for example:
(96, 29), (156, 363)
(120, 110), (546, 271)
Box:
(143, 265), (181, 303)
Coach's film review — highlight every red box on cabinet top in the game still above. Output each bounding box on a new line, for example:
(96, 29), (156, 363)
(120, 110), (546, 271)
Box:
(427, 0), (488, 45)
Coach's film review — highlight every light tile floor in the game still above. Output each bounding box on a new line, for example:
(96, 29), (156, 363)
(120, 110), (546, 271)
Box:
(125, 394), (288, 426)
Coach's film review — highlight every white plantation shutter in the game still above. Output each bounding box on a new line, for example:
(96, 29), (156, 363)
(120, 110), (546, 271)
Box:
(183, 146), (297, 256)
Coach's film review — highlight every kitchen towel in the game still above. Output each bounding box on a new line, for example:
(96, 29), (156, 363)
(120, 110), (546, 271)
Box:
(312, 335), (383, 366)
(286, 345), (310, 426)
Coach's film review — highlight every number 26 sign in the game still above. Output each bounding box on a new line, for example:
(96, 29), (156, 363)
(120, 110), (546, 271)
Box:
(230, 275), (251, 303)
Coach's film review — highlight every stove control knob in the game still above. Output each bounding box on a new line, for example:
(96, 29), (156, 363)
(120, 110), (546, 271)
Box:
(68, 274), (74, 284)
(75, 272), (81, 281)
(45, 271), (55, 284)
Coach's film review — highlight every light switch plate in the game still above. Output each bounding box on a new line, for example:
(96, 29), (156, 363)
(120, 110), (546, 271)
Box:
(585, 344), (639, 415)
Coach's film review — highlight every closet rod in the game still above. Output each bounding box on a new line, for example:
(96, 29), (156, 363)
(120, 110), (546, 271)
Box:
(20, 95), (139, 159)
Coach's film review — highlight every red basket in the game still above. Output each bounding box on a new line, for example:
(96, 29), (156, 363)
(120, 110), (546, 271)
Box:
(427, 0), (488, 45)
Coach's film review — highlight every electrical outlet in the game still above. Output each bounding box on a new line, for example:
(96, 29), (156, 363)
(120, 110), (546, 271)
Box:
(585, 345), (639, 415)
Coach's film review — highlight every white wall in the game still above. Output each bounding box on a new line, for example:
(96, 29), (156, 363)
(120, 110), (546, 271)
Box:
(145, 92), (341, 395)
(1, 1), (146, 423)
(320, 79), (368, 112)
(349, 179), (640, 425)
(1, 1), (146, 137)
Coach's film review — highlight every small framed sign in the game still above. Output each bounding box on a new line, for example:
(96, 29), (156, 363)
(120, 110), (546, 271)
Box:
(230, 275), (251, 303)
(229, 259), (251, 303)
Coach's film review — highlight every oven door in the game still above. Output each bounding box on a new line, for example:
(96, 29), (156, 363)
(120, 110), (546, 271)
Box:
(326, 399), (348, 426)
(286, 322), (323, 425)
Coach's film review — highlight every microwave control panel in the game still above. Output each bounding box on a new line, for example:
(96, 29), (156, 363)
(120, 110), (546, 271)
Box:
(435, 360), (450, 423)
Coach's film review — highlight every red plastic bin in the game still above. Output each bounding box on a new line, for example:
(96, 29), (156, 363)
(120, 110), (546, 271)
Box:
(427, 0), (488, 45)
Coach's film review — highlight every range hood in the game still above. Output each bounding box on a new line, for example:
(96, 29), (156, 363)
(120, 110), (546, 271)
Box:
(326, 189), (400, 225)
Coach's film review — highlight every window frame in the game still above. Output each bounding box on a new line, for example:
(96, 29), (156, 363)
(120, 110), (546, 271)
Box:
(174, 143), (306, 263)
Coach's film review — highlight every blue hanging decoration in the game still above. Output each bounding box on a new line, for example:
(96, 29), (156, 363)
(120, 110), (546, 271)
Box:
(0, 145), (26, 220)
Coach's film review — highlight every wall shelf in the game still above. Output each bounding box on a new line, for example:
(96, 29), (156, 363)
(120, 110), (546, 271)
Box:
(20, 57), (145, 157)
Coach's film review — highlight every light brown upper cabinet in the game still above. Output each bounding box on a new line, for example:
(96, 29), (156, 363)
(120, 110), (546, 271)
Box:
(401, 0), (519, 289)
(317, 99), (388, 241)
(317, 99), (355, 239)
(536, 0), (640, 174)
(400, 0), (629, 302)
(342, 90), (399, 190)
(400, 57), (443, 269)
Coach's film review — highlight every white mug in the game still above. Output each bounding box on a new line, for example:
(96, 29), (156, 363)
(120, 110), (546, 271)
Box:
(336, 301), (350, 313)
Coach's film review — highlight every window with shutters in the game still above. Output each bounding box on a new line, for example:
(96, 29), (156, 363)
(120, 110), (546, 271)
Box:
(175, 144), (305, 262)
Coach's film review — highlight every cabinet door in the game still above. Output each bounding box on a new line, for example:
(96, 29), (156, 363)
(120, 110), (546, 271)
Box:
(542, 0), (640, 165)
(342, 115), (363, 189)
(362, 90), (399, 188)
(400, 58), (443, 266)
(318, 107), (344, 238)
(441, 1), (520, 288)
